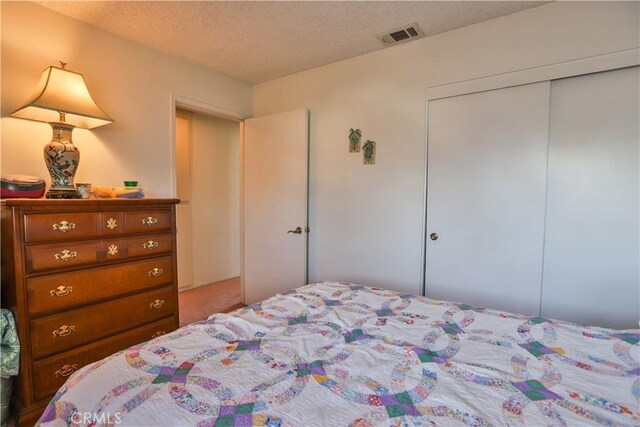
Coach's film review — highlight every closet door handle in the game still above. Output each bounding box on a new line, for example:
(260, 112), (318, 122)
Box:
(430, 233), (439, 241)
(287, 227), (303, 234)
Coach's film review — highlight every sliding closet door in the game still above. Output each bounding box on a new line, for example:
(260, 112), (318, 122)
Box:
(541, 67), (639, 329)
(426, 82), (550, 315)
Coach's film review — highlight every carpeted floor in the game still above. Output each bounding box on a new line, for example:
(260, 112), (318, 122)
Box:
(178, 277), (244, 326)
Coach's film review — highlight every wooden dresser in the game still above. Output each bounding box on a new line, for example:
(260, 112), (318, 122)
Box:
(1, 199), (180, 426)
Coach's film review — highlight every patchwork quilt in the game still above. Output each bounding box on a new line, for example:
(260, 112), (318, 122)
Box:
(39, 282), (639, 426)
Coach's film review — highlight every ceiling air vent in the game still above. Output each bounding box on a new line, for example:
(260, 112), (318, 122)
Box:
(377, 23), (424, 47)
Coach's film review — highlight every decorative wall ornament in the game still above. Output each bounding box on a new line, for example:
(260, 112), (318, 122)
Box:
(348, 128), (362, 152)
(363, 140), (376, 165)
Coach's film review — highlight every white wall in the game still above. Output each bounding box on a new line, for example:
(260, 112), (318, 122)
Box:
(3, 1), (638, 297)
(253, 1), (640, 295)
(189, 113), (241, 287)
(1, 2), (252, 196)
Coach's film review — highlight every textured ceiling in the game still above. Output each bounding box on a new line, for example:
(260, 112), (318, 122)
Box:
(36, 1), (549, 84)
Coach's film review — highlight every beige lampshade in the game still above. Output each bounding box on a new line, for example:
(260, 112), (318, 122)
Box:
(11, 65), (113, 129)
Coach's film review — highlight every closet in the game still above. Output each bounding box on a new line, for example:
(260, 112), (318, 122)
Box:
(425, 65), (639, 329)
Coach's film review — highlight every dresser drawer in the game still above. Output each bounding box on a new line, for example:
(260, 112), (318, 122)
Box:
(125, 210), (172, 234)
(32, 316), (177, 401)
(27, 256), (174, 315)
(24, 213), (100, 243)
(30, 286), (177, 359)
(26, 240), (101, 273)
(102, 233), (173, 263)
(123, 233), (173, 258)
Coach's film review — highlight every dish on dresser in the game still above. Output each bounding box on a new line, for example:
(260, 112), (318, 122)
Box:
(39, 282), (638, 426)
(0, 174), (46, 199)
(0, 199), (180, 426)
(94, 186), (145, 198)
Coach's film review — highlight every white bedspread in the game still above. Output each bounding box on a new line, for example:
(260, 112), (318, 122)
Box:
(39, 282), (639, 426)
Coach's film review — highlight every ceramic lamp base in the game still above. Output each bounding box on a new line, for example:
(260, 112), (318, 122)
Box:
(45, 122), (81, 198)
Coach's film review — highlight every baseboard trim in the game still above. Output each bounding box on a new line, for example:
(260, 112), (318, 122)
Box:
(178, 276), (240, 293)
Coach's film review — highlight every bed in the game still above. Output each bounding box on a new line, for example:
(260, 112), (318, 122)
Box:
(38, 282), (639, 426)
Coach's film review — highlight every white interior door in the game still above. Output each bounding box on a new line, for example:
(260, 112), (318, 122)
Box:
(244, 109), (309, 305)
(425, 82), (550, 316)
(541, 67), (639, 329)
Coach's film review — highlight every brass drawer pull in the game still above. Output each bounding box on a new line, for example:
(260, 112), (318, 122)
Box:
(50, 285), (73, 297)
(55, 364), (78, 377)
(143, 240), (159, 250)
(106, 217), (118, 229)
(107, 244), (119, 256)
(149, 299), (165, 310)
(151, 330), (166, 339)
(52, 325), (75, 337)
(148, 268), (164, 278)
(142, 216), (158, 226)
(52, 221), (76, 233)
(54, 250), (77, 261)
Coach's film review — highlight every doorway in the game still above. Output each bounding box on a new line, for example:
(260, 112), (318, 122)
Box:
(175, 108), (243, 324)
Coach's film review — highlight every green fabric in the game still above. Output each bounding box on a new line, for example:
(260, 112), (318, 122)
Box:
(1, 309), (19, 427)
(0, 309), (19, 378)
(1, 378), (11, 427)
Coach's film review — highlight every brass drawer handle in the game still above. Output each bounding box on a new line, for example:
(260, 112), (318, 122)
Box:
(107, 244), (119, 256)
(152, 330), (166, 339)
(52, 325), (75, 337)
(148, 268), (164, 278)
(50, 285), (73, 297)
(143, 240), (159, 250)
(142, 216), (158, 226)
(55, 364), (78, 377)
(106, 217), (118, 230)
(52, 221), (76, 233)
(54, 250), (77, 261)
(149, 299), (165, 310)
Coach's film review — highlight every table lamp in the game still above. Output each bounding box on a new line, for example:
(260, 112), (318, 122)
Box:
(11, 62), (113, 198)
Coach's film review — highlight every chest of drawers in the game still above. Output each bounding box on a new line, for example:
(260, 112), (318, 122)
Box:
(1, 199), (180, 426)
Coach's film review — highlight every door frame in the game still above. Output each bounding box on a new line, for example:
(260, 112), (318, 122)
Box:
(421, 48), (640, 296)
(169, 94), (249, 301)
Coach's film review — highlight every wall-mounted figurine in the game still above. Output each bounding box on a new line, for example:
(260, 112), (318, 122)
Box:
(348, 128), (361, 152)
(363, 140), (376, 165)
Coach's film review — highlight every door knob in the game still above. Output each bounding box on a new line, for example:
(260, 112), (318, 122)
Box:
(287, 227), (303, 234)
(430, 233), (438, 241)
